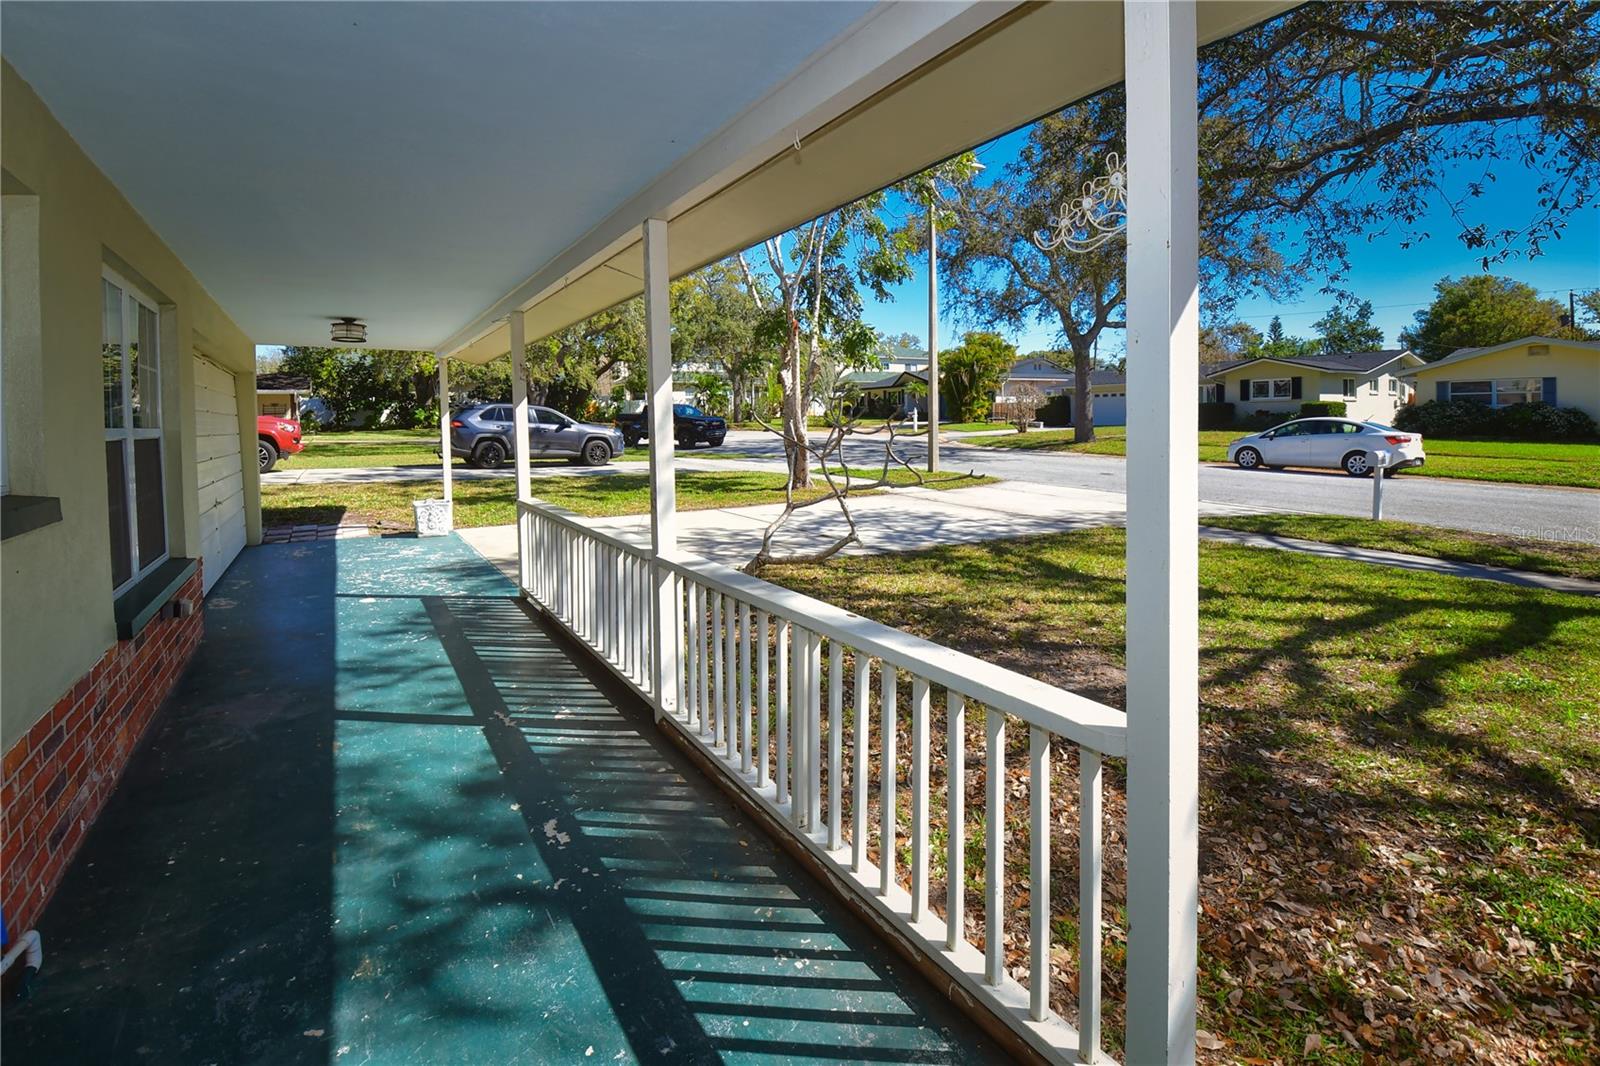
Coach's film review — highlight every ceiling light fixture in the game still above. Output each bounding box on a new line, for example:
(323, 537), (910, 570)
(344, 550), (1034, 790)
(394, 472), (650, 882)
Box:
(331, 317), (367, 344)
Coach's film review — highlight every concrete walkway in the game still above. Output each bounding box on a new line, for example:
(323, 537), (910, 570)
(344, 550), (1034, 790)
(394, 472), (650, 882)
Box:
(460, 481), (1266, 573)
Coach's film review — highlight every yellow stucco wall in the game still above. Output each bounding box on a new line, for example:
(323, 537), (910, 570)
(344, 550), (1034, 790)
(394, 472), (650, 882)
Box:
(1406, 341), (1600, 419)
(1, 61), (257, 748)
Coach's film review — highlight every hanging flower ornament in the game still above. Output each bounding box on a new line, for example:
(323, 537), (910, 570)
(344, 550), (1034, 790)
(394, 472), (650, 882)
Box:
(1033, 152), (1127, 253)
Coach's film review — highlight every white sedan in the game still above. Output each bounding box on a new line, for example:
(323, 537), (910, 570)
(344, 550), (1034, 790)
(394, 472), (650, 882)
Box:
(1227, 418), (1425, 477)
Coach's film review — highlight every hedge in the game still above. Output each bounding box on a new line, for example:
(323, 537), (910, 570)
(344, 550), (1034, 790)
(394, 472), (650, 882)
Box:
(1393, 400), (1598, 442)
(1198, 401), (1235, 429)
(1299, 401), (1347, 417)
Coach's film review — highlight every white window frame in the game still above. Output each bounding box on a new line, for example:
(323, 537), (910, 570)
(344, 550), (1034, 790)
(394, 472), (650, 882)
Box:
(103, 266), (169, 596)
(1368, 377), (1380, 395)
(1250, 376), (1292, 401)
(1388, 378), (1397, 395)
(1341, 378), (1355, 399)
(1449, 378), (1543, 408)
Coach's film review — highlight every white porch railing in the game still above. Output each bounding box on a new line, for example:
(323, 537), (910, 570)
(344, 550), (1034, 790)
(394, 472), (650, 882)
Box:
(518, 496), (1126, 1064)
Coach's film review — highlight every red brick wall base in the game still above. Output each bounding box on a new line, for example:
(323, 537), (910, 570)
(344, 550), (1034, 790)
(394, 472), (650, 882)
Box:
(1, 567), (204, 935)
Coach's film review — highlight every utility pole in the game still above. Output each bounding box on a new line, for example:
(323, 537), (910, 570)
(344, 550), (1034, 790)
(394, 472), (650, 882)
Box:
(926, 178), (940, 473)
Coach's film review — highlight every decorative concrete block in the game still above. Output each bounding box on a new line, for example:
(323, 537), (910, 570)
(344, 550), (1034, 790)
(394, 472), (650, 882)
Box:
(413, 498), (453, 537)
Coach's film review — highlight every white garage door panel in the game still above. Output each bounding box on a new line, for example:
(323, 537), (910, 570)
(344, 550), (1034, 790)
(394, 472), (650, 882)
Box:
(193, 353), (245, 593)
(1094, 394), (1127, 427)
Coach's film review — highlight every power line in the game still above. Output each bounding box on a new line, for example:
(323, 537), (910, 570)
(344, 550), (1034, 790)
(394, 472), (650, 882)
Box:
(1235, 284), (1596, 323)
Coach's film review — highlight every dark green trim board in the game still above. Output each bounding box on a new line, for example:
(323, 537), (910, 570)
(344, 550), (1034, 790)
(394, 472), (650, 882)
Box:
(112, 557), (197, 640)
(1, 494), (62, 540)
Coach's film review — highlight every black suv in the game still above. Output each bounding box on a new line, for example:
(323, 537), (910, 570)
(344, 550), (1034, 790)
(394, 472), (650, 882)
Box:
(616, 403), (727, 449)
(447, 403), (625, 468)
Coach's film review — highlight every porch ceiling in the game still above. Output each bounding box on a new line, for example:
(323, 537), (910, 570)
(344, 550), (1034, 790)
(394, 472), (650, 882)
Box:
(0, 0), (873, 349)
(2, 1), (1290, 364)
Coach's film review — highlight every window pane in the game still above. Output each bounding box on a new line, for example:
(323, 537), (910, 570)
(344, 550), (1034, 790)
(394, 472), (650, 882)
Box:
(1272, 378), (1292, 398)
(106, 440), (132, 588)
(133, 302), (160, 428)
(1451, 381), (1492, 403)
(1250, 382), (1269, 399)
(103, 279), (124, 428)
(135, 437), (166, 564)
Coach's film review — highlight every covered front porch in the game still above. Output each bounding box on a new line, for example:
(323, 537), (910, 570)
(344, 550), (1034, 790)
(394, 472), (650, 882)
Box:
(4, 533), (998, 1063)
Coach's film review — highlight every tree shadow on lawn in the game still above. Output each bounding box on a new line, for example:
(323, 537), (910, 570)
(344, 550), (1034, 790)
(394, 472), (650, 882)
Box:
(1200, 567), (1600, 846)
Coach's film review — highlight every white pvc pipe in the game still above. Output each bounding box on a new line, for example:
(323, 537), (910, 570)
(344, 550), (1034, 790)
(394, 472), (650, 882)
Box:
(1, 928), (42, 976)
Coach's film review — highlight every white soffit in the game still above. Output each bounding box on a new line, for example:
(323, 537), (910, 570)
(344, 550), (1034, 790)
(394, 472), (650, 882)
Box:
(0, 0), (876, 349)
(443, 0), (1293, 365)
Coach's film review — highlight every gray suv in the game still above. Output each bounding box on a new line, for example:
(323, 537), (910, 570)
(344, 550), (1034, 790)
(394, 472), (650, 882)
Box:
(448, 403), (624, 468)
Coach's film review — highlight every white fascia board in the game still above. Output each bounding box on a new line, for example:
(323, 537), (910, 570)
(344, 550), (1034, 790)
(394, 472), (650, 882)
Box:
(434, 0), (1017, 359)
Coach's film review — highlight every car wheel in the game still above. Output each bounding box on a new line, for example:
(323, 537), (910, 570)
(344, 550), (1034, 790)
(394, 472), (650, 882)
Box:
(1342, 450), (1373, 477)
(623, 433), (641, 449)
(676, 436), (693, 450)
(1234, 446), (1262, 471)
(707, 436), (725, 448)
(476, 439), (507, 469)
(581, 439), (612, 466)
(258, 438), (279, 473)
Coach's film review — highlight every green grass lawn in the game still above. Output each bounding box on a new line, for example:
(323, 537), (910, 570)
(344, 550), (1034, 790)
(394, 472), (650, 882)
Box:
(261, 467), (993, 528)
(968, 426), (1600, 488)
(764, 528), (1599, 1064)
(1202, 514), (1600, 581)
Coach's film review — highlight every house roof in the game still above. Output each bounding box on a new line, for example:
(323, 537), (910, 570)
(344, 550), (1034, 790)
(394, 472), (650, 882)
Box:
(1207, 350), (1418, 380)
(256, 373), (310, 393)
(1406, 335), (1600, 374)
(850, 370), (927, 391)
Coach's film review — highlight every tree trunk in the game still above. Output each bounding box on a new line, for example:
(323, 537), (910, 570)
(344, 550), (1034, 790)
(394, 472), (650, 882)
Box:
(1072, 343), (1095, 443)
(782, 337), (810, 488)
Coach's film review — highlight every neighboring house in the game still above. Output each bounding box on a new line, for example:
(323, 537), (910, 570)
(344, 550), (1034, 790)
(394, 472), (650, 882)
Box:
(254, 372), (308, 419)
(844, 369), (932, 419)
(1206, 349), (1425, 423)
(999, 355), (1074, 398)
(1004, 369), (1128, 425)
(1403, 336), (1600, 420)
(2, 63), (258, 934)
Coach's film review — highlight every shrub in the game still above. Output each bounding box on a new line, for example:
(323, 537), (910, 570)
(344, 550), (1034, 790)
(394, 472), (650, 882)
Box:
(1197, 401), (1235, 429)
(1299, 401), (1347, 417)
(1394, 400), (1598, 441)
(1492, 401), (1598, 441)
(1039, 394), (1071, 428)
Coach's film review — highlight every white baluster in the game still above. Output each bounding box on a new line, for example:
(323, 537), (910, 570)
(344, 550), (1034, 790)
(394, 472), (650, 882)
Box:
(947, 693), (965, 952)
(740, 602), (753, 775)
(1079, 747), (1103, 1064)
(712, 593), (724, 746)
(853, 655), (871, 873)
(724, 596), (737, 757)
(1030, 726), (1051, 1022)
(985, 708), (1005, 986)
(880, 664), (897, 897)
(806, 631), (822, 833)
(827, 640), (843, 850)
(776, 620), (789, 805)
(911, 676), (930, 922)
(757, 611), (770, 788)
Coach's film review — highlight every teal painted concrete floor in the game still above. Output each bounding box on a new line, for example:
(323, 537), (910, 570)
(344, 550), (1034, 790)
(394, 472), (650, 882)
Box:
(4, 535), (1001, 1064)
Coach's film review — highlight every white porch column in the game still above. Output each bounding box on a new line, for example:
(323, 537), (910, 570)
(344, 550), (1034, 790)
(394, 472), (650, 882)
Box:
(926, 191), (940, 473)
(1123, 2), (1200, 1064)
(644, 218), (678, 721)
(438, 356), (452, 506)
(508, 309), (532, 504)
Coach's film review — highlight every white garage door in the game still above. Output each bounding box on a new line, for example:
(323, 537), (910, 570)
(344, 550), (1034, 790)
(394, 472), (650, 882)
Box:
(193, 354), (246, 593)
(1094, 392), (1127, 427)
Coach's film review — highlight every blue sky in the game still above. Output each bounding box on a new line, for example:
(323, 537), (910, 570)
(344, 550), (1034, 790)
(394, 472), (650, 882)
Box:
(856, 123), (1598, 359)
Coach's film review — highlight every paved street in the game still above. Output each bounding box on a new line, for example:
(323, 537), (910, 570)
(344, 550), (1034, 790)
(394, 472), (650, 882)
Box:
(717, 430), (1600, 545)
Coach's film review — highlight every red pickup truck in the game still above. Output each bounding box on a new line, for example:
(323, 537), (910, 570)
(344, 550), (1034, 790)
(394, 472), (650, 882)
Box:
(257, 416), (303, 473)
